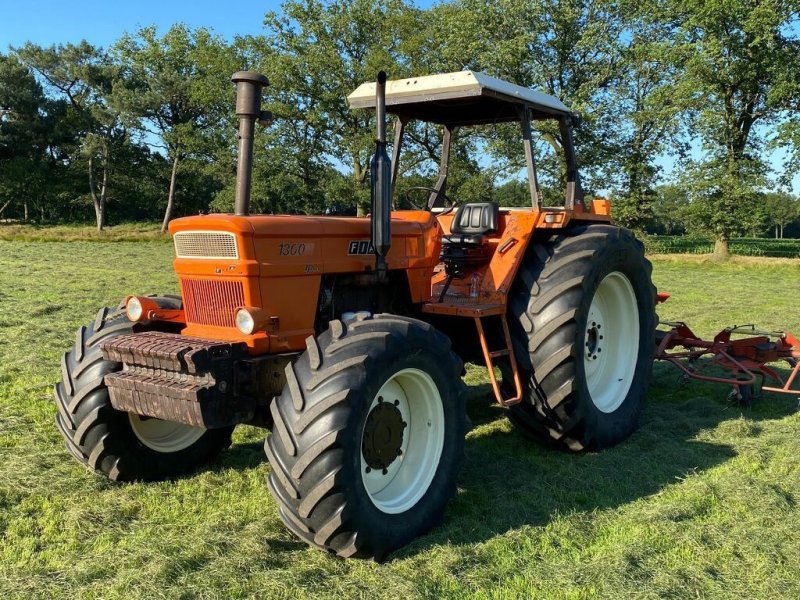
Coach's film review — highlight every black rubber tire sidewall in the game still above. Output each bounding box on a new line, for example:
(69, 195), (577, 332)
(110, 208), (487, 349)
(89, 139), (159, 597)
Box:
(571, 228), (655, 447)
(265, 315), (467, 560)
(504, 224), (655, 451)
(55, 304), (234, 481)
(344, 343), (464, 554)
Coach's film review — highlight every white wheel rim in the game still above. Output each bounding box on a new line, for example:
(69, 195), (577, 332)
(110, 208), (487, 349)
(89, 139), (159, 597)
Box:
(360, 368), (445, 514)
(128, 414), (206, 453)
(584, 271), (640, 413)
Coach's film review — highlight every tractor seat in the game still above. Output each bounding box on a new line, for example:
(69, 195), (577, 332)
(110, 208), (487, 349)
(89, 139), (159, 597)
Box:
(441, 202), (499, 266)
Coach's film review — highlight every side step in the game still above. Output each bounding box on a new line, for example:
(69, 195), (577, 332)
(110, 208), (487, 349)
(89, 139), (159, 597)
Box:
(101, 331), (255, 428)
(423, 301), (523, 406)
(474, 313), (523, 407)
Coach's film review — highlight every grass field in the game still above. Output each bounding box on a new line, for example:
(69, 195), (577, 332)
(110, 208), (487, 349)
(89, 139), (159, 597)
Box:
(1, 241), (800, 599)
(0, 223), (168, 243)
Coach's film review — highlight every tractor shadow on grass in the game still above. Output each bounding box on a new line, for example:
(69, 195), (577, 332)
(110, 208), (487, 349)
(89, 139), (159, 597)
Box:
(214, 439), (268, 472)
(396, 362), (797, 558)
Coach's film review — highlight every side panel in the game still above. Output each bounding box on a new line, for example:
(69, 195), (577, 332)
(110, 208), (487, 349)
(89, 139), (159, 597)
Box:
(433, 210), (539, 305)
(249, 211), (440, 351)
(431, 208), (612, 307)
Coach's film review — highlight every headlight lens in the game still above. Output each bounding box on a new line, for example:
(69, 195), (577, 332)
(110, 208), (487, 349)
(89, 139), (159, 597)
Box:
(126, 297), (143, 321)
(235, 308), (255, 335)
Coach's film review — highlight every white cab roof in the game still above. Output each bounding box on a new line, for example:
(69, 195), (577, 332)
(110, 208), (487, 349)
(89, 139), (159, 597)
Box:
(347, 71), (572, 124)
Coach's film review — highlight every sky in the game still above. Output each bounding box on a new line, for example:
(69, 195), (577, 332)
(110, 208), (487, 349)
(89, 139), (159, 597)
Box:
(0, 0), (437, 49)
(0, 1), (275, 49)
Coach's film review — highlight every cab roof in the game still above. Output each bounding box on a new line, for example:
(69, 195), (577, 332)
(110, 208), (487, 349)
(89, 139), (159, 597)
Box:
(347, 70), (573, 126)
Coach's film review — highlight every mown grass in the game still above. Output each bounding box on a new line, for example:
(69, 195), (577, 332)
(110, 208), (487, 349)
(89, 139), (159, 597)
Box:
(0, 222), (168, 243)
(1, 241), (799, 599)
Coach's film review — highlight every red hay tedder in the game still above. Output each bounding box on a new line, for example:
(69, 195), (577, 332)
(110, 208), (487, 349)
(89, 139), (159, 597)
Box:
(655, 293), (800, 406)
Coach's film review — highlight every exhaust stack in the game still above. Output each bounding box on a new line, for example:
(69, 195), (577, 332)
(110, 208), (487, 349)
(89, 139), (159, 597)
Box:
(370, 71), (391, 275)
(231, 71), (270, 216)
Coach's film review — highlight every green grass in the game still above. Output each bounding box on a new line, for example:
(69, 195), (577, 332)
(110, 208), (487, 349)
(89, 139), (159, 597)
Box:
(1, 242), (799, 599)
(0, 222), (168, 243)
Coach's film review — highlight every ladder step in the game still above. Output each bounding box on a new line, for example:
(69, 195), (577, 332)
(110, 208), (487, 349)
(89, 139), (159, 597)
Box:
(489, 350), (509, 358)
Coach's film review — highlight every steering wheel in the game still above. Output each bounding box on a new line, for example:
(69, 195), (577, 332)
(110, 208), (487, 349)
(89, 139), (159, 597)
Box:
(403, 186), (456, 211)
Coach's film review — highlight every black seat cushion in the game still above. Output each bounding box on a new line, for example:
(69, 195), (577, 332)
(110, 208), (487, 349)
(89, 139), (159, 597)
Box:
(440, 202), (500, 267)
(442, 202), (499, 246)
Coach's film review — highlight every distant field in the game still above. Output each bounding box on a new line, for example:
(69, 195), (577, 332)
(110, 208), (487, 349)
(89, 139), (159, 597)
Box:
(646, 235), (800, 258)
(1, 241), (799, 599)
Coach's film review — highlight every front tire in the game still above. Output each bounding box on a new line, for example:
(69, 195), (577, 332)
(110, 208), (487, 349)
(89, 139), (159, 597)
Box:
(265, 314), (467, 560)
(504, 224), (655, 451)
(54, 304), (234, 481)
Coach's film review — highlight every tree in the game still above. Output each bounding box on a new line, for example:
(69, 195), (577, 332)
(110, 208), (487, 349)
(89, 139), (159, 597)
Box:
(434, 0), (627, 195)
(763, 191), (799, 238)
(661, 0), (800, 255)
(114, 25), (240, 231)
(0, 54), (49, 220)
(650, 184), (690, 235)
(12, 42), (134, 229)
(679, 155), (766, 248)
(259, 0), (426, 215)
(609, 14), (685, 230)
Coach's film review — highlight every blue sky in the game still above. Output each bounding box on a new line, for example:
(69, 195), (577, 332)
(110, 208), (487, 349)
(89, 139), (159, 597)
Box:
(0, 1), (277, 49)
(0, 0), (436, 49)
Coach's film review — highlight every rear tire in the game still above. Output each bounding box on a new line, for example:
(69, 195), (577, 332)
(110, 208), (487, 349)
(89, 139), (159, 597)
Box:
(503, 224), (655, 451)
(265, 314), (467, 560)
(54, 303), (234, 481)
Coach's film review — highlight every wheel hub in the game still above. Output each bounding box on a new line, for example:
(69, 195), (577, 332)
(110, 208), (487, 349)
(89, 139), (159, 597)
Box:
(362, 397), (406, 473)
(585, 320), (604, 360)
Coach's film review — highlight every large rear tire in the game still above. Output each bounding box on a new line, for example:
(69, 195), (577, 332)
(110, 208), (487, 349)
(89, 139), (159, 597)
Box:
(265, 314), (467, 560)
(504, 224), (655, 451)
(54, 303), (234, 481)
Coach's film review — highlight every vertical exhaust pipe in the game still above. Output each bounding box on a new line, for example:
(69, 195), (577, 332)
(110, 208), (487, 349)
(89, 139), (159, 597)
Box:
(371, 71), (391, 275)
(231, 71), (270, 216)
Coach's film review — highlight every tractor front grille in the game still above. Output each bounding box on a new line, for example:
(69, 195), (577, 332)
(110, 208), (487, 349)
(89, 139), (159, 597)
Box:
(174, 231), (239, 259)
(180, 278), (245, 328)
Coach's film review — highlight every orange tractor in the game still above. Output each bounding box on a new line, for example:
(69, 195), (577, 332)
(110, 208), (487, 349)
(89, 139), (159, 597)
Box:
(54, 70), (656, 559)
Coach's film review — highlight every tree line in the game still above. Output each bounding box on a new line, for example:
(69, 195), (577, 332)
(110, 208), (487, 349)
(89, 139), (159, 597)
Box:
(1, 0), (799, 252)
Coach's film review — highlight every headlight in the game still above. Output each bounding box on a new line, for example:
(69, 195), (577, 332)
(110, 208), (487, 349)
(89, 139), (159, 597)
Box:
(126, 297), (144, 321)
(235, 308), (256, 335)
(235, 307), (269, 335)
(125, 296), (160, 322)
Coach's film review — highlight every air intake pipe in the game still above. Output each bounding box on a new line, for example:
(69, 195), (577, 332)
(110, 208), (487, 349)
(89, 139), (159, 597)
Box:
(231, 71), (271, 216)
(370, 71), (391, 275)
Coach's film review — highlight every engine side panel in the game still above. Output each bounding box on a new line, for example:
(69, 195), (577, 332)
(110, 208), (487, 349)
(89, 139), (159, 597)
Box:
(169, 211), (441, 353)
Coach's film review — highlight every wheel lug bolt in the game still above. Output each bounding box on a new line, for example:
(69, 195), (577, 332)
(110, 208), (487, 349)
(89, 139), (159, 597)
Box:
(377, 396), (383, 403)
(382, 468), (388, 475)
(394, 399), (399, 406)
(365, 467), (371, 473)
